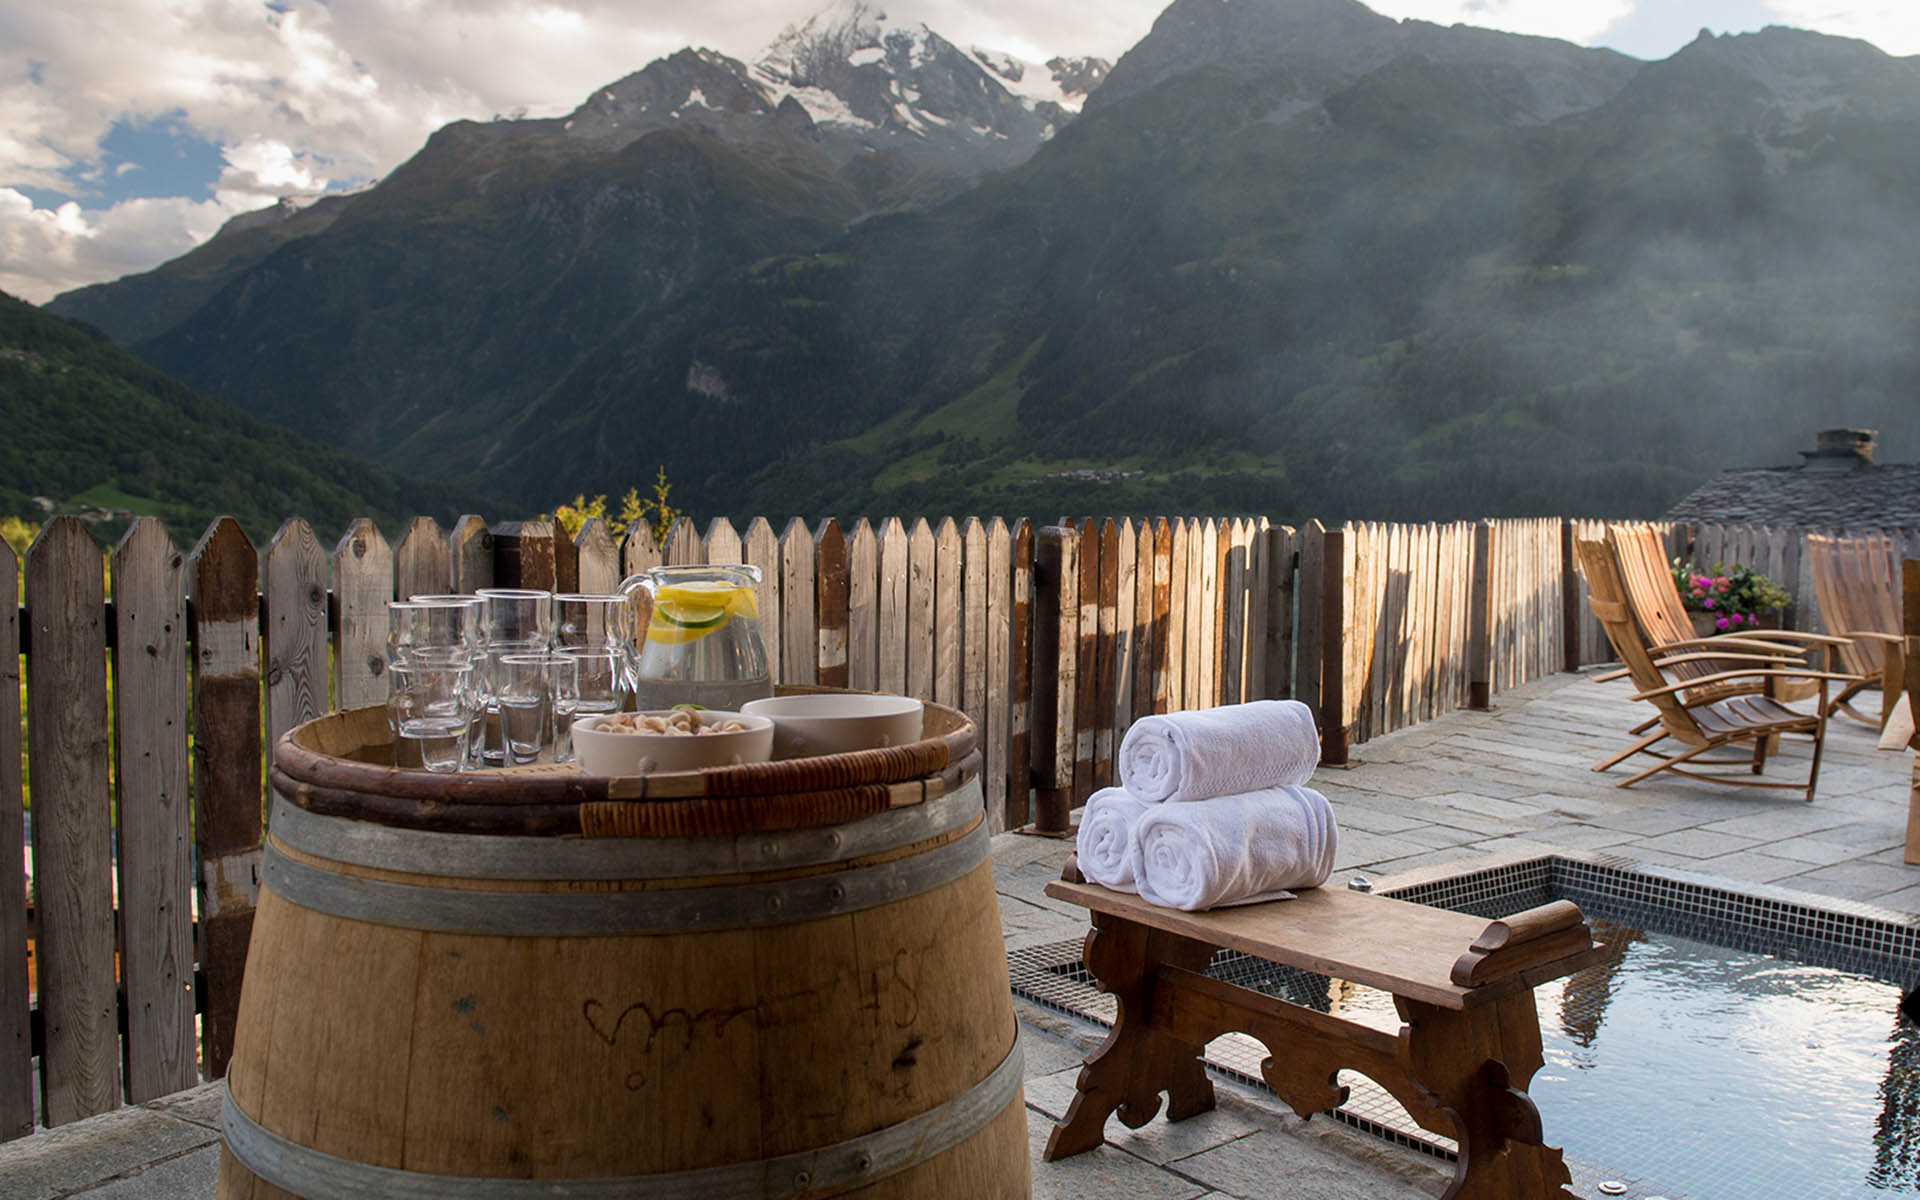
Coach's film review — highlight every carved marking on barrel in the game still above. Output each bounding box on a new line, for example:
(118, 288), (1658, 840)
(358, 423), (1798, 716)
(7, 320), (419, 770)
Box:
(582, 998), (752, 1091)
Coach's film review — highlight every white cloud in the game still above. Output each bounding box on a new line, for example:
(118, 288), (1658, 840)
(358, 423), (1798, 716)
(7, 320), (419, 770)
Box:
(1769, 1), (1920, 53)
(0, 188), (238, 303)
(1369, 0), (1642, 45)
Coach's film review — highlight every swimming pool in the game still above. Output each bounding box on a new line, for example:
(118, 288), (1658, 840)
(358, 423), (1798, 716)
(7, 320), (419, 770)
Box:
(1009, 850), (1920, 1200)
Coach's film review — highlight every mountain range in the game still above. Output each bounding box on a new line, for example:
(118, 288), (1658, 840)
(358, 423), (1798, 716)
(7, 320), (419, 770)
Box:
(40, 0), (1920, 525)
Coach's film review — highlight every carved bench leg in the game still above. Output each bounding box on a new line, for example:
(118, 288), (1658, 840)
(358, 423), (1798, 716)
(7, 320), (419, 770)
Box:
(1398, 992), (1576, 1200)
(1044, 913), (1217, 1161)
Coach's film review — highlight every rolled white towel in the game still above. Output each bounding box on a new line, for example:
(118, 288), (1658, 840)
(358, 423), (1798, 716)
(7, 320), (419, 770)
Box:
(1075, 787), (1149, 892)
(1118, 699), (1320, 803)
(1130, 786), (1339, 911)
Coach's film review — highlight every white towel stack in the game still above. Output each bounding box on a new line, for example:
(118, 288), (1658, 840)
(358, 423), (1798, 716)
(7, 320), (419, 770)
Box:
(1075, 699), (1339, 911)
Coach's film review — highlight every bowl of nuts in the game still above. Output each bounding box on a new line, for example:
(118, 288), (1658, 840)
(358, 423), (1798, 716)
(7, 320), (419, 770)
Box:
(570, 708), (775, 775)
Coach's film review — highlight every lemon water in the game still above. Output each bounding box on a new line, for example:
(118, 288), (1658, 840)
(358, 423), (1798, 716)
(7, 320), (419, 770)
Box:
(634, 580), (772, 711)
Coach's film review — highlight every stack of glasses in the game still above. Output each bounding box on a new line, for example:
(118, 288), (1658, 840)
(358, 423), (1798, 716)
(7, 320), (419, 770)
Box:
(384, 589), (635, 772)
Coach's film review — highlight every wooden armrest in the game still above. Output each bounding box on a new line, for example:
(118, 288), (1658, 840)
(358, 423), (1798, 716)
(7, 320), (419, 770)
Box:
(1648, 635), (1807, 656)
(1450, 901), (1596, 986)
(1633, 668), (1858, 703)
(1593, 665), (1630, 683)
(1651, 650), (1806, 671)
(1846, 631), (1904, 645)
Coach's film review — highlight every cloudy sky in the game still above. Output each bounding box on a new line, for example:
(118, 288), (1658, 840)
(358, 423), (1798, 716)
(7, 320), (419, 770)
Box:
(3, 0), (1916, 305)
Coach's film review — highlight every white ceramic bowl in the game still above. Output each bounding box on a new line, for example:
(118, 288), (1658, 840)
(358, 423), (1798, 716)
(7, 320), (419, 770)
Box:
(570, 710), (774, 775)
(740, 693), (925, 759)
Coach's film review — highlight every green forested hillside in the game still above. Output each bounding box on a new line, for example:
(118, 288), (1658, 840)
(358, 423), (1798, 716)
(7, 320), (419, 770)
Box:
(0, 292), (493, 545)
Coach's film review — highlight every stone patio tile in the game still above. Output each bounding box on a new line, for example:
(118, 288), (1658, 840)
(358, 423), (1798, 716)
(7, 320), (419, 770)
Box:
(1791, 861), (1920, 902)
(1444, 736), (1597, 768)
(1795, 820), (1904, 853)
(1027, 1109), (1209, 1200)
(1759, 835), (1889, 867)
(1169, 1120), (1439, 1200)
(0, 1103), (218, 1200)
(1581, 805), (1713, 836)
(1388, 823), (1485, 850)
(1421, 792), (1546, 821)
(1515, 824), (1638, 852)
(1356, 847), (1505, 878)
(68, 1147), (218, 1200)
(1679, 849), (1821, 885)
(1417, 811), (1540, 838)
(1329, 807), (1432, 836)
(1695, 807), (1863, 839)
(1624, 828), (1763, 859)
(1330, 830), (1430, 869)
(1862, 883), (1920, 916)
(1094, 1094), (1266, 1168)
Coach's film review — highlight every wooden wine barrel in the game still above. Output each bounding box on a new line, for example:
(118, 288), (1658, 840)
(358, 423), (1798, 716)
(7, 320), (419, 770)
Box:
(218, 694), (1027, 1199)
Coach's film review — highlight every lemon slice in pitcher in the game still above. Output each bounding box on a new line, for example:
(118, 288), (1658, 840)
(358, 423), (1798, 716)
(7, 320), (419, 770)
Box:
(647, 580), (755, 644)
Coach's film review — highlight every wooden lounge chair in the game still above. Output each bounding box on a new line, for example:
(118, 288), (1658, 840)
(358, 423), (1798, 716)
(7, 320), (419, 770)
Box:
(1574, 531), (1853, 801)
(1902, 559), (1920, 863)
(1807, 533), (1907, 729)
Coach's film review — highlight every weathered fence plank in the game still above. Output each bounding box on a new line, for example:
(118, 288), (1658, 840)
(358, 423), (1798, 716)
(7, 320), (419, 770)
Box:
(703, 517), (744, 566)
(263, 519), (328, 759)
(849, 519), (879, 693)
(1113, 518), (1137, 742)
(26, 518), (117, 1124)
(0, 542), (28, 1142)
(620, 522), (662, 579)
(743, 518), (780, 677)
(490, 518), (556, 591)
(1266, 524), (1296, 700)
(1033, 525), (1078, 831)
(877, 518), (909, 697)
(189, 518), (262, 1081)
(330, 519), (392, 712)
(1166, 518), (1188, 713)
(962, 518), (989, 751)
(110, 519), (197, 1103)
(781, 517), (816, 686)
(449, 515), (494, 593)
(573, 519), (620, 594)
(986, 518), (1012, 830)
(934, 518), (963, 711)
(393, 517), (450, 600)
(665, 516), (702, 566)
(907, 520), (937, 702)
(1132, 518), (1156, 722)
(1074, 520), (1101, 803)
(1093, 519), (1120, 789)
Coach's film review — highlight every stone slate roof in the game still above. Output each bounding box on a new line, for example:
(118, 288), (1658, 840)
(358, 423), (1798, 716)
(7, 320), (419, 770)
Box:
(1664, 462), (1920, 531)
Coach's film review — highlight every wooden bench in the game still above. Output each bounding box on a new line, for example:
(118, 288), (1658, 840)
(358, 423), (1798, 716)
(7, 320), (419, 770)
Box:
(1042, 858), (1608, 1200)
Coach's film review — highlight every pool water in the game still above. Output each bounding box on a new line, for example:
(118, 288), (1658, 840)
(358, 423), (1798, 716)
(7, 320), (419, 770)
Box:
(1533, 924), (1915, 1199)
(1284, 919), (1919, 1199)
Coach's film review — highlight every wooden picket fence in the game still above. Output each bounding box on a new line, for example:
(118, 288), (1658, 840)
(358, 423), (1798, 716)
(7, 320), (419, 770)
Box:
(4, 508), (1916, 1138)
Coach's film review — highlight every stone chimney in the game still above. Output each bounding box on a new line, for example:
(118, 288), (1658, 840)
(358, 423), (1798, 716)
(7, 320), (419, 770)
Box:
(1799, 427), (1877, 471)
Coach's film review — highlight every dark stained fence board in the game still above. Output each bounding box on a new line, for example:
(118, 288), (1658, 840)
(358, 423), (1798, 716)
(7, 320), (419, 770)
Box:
(1152, 519), (1174, 714)
(110, 519), (197, 1102)
(1007, 519), (1033, 830)
(0, 541), (28, 1141)
(26, 518), (118, 1124)
(263, 519), (328, 755)
(490, 519), (557, 591)
(448, 515), (494, 593)
(1295, 519), (1326, 728)
(1266, 524), (1297, 701)
(815, 520), (849, 691)
(962, 518), (989, 741)
(330, 519), (393, 712)
(188, 518), (263, 1080)
(1132, 518), (1156, 722)
(393, 517), (451, 600)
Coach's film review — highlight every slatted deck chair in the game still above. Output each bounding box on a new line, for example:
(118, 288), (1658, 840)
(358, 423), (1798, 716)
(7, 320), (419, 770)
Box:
(1807, 532), (1907, 729)
(1902, 559), (1920, 864)
(1574, 533), (1853, 801)
(1600, 523), (1851, 761)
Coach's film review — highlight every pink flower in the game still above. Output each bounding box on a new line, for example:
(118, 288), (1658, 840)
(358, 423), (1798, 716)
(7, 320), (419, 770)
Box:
(1702, 597), (1715, 609)
(1717, 617), (1731, 630)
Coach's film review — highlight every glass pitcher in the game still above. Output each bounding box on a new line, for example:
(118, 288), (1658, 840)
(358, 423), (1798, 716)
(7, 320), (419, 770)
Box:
(618, 564), (773, 711)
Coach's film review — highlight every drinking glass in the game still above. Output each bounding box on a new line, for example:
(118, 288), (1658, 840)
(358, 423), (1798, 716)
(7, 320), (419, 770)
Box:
(476, 588), (554, 648)
(386, 658), (475, 773)
(496, 652), (558, 764)
(388, 597), (482, 666)
(552, 648), (629, 764)
(554, 592), (638, 688)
